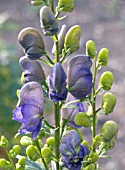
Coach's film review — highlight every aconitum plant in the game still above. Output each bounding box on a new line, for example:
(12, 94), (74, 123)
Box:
(0, 0), (118, 170)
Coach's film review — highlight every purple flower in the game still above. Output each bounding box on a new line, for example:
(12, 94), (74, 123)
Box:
(67, 55), (93, 99)
(19, 56), (45, 83)
(59, 130), (88, 170)
(13, 82), (44, 139)
(61, 94), (85, 128)
(48, 62), (68, 102)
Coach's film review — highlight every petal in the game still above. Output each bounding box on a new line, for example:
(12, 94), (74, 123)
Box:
(13, 107), (23, 123)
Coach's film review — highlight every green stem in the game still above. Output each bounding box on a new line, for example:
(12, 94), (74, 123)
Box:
(51, 0), (55, 13)
(92, 56), (97, 152)
(44, 52), (54, 65)
(5, 149), (16, 170)
(55, 34), (60, 62)
(54, 102), (60, 170)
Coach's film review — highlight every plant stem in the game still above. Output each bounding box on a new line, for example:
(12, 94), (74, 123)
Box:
(55, 34), (60, 62)
(44, 52), (54, 65)
(92, 56), (97, 152)
(51, 0), (55, 13)
(54, 102), (60, 170)
(5, 149), (16, 170)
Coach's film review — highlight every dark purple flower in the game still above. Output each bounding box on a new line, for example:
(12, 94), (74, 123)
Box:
(19, 56), (45, 83)
(59, 130), (88, 170)
(67, 55), (93, 99)
(61, 94), (85, 128)
(48, 62), (68, 102)
(13, 82), (44, 139)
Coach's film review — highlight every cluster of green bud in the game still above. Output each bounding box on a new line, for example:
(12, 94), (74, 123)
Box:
(9, 145), (21, 158)
(100, 71), (114, 90)
(74, 112), (91, 127)
(97, 48), (109, 66)
(100, 120), (118, 143)
(64, 25), (81, 53)
(16, 156), (26, 170)
(86, 40), (96, 59)
(0, 136), (8, 148)
(102, 92), (116, 115)
(26, 145), (40, 161)
(41, 146), (53, 164)
(0, 158), (10, 170)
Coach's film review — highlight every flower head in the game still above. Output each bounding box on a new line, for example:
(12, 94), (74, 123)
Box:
(59, 130), (88, 170)
(19, 56), (45, 83)
(61, 94), (85, 128)
(13, 82), (44, 139)
(48, 62), (68, 102)
(67, 55), (93, 99)
(18, 27), (45, 59)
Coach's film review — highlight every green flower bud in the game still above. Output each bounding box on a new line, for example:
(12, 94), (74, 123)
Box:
(86, 163), (95, 170)
(18, 156), (26, 165)
(26, 145), (39, 161)
(41, 146), (53, 158)
(91, 152), (99, 162)
(0, 136), (8, 147)
(86, 40), (96, 59)
(31, 0), (47, 6)
(46, 137), (55, 149)
(94, 135), (101, 146)
(102, 93), (116, 114)
(82, 140), (89, 148)
(20, 136), (32, 147)
(100, 71), (114, 90)
(0, 159), (10, 169)
(40, 6), (58, 36)
(12, 145), (21, 154)
(97, 48), (109, 66)
(74, 112), (91, 127)
(64, 25), (81, 53)
(100, 120), (118, 142)
(58, 0), (74, 12)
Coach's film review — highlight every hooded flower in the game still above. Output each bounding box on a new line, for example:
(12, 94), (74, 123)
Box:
(61, 94), (85, 128)
(67, 55), (93, 99)
(59, 130), (88, 170)
(48, 62), (68, 102)
(13, 82), (44, 139)
(19, 56), (45, 83)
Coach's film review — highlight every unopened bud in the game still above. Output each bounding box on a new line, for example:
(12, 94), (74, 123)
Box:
(91, 152), (99, 162)
(41, 146), (53, 158)
(100, 71), (114, 90)
(58, 0), (74, 12)
(100, 120), (118, 142)
(18, 156), (26, 165)
(0, 136), (8, 147)
(97, 48), (109, 66)
(86, 163), (95, 170)
(74, 112), (91, 127)
(46, 137), (55, 149)
(26, 145), (39, 161)
(12, 145), (21, 154)
(31, 0), (47, 6)
(20, 136), (32, 147)
(86, 40), (96, 59)
(102, 93), (116, 114)
(0, 159), (10, 169)
(64, 25), (81, 53)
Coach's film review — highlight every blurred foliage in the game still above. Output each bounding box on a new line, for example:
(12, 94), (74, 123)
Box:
(0, 38), (21, 144)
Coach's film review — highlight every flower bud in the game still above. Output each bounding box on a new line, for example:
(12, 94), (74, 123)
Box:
(52, 25), (67, 54)
(100, 120), (118, 142)
(40, 6), (58, 36)
(12, 145), (21, 155)
(26, 145), (39, 161)
(102, 93), (116, 114)
(100, 71), (114, 90)
(0, 136), (8, 147)
(97, 48), (109, 66)
(82, 140), (89, 148)
(20, 136), (32, 147)
(41, 146), (53, 158)
(74, 112), (91, 127)
(46, 137), (55, 149)
(18, 27), (45, 59)
(86, 40), (96, 59)
(0, 159), (10, 169)
(91, 152), (99, 162)
(86, 163), (95, 170)
(18, 156), (26, 165)
(31, 0), (47, 6)
(64, 25), (81, 53)
(94, 135), (101, 146)
(58, 0), (74, 12)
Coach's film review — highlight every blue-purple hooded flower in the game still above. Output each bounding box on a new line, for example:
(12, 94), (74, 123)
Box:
(48, 62), (68, 102)
(13, 82), (44, 139)
(59, 130), (88, 170)
(61, 94), (85, 128)
(67, 55), (93, 99)
(19, 56), (45, 83)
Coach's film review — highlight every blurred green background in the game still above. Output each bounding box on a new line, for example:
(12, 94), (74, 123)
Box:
(0, 0), (125, 169)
